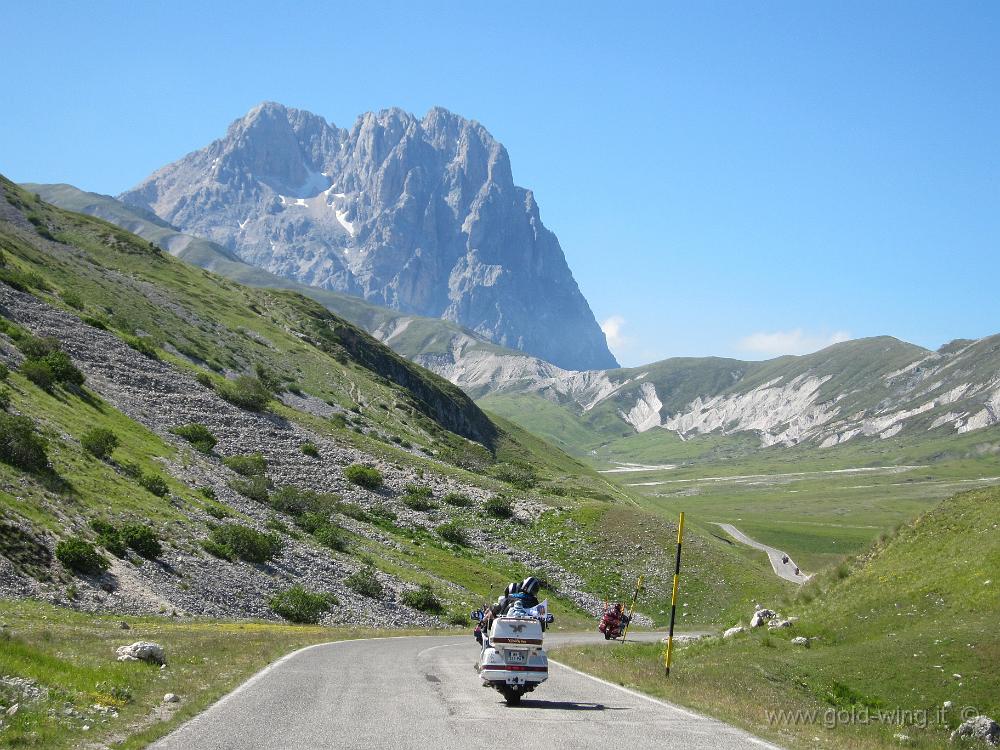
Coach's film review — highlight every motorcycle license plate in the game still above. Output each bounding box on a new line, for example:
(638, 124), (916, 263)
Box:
(506, 650), (526, 663)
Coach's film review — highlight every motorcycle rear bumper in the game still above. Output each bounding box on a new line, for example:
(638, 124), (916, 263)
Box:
(481, 669), (548, 686)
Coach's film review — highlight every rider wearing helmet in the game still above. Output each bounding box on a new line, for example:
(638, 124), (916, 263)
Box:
(499, 577), (542, 615)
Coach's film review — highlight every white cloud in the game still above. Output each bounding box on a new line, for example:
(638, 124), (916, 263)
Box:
(601, 315), (630, 352)
(737, 328), (851, 357)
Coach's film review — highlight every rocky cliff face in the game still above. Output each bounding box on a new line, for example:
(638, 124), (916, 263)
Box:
(120, 102), (617, 371)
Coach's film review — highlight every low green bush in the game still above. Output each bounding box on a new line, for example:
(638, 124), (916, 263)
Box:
(223, 452), (267, 477)
(401, 583), (444, 614)
(170, 423), (217, 454)
(300, 442), (320, 458)
(271, 486), (337, 517)
(488, 461), (537, 490)
(266, 518), (289, 535)
(442, 492), (472, 507)
(0, 265), (48, 292)
(218, 375), (270, 411)
(120, 523), (162, 559)
(91, 519), (128, 557)
(97, 530), (127, 558)
(195, 371), (214, 388)
(343, 464), (383, 490)
(0, 387), (10, 410)
(0, 413), (48, 471)
(208, 524), (281, 564)
(402, 494), (436, 512)
(0, 363), (8, 380)
(17, 338), (85, 391)
(403, 483), (433, 499)
(56, 537), (108, 576)
(81, 427), (119, 460)
(333, 501), (368, 522)
(122, 334), (158, 359)
(438, 442), (494, 473)
(345, 566), (384, 598)
(20, 359), (55, 391)
(60, 289), (84, 309)
(204, 504), (230, 520)
(294, 511), (327, 534)
(230, 475), (269, 503)
(437, 521), (469, 546)
(484, 496), (514, 519)
(368, 505), (397, 525)
(314, 524), (349, 553)
(202, 538), (234, 561)
(270, 585), (336, 624)
(138, 472), (169, 497)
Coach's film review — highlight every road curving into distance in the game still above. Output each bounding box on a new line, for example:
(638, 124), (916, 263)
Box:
(715, 523), (810, 584)
(149, 631), (780, 750)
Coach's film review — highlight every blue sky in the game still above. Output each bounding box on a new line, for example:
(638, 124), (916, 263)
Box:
(2, 1), (997, 366)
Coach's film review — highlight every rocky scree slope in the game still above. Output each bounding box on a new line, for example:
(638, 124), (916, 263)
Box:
(119, 102), (617, 371)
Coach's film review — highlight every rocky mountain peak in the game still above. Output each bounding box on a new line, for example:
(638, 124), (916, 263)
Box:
(120, 102), (618, 370)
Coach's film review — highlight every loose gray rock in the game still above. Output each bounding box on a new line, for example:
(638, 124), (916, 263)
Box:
(116, 642), (166, 665)
(750, 609), (777, 628)
(723, 626), (745, 639)
(163, 693), (179, 703)
(790, 636), (809, 647)
(767, 618), (793, 630)
(950, 716), (1000, 746)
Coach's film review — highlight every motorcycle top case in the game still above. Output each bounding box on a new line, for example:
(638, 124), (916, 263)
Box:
(490, 616), (544, 646)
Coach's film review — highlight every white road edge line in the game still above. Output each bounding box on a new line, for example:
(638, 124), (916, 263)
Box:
(548, 659), (784, 750)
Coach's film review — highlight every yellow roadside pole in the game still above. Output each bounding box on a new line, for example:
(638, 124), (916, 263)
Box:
(664, 511), (685, 676)
(621, 574), (644, 642)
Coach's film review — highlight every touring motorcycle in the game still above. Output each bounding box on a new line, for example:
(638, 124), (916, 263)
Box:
(471, 601), (554, 705)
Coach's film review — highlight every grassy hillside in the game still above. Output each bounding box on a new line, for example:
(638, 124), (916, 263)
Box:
(554, 485), (1000, 749)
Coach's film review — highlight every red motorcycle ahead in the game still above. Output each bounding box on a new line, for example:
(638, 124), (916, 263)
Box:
(598, 603), (631, 640)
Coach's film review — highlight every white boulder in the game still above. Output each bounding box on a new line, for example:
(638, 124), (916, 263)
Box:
(791, 636), (809, 646)
(950, 715), (1000, 746)
(723, 625), (746, 639)
(750, 609), (777, 628)
(116, 641), (165, 665)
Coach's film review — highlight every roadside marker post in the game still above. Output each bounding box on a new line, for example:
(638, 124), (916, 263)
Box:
(621, 574), (643, 642)
(664, 511), (684, 677)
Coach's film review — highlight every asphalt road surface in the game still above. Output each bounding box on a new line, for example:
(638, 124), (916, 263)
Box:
(150, 631), (780, 750)
(715, 523), (810, 584)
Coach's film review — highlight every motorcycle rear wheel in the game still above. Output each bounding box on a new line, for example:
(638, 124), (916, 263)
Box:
(500, 686), (523, 705)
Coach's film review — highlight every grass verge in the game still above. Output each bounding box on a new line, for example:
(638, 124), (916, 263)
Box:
(0, 600), (435, 749)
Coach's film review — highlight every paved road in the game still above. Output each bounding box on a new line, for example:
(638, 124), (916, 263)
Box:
(150, 632), (780, 750)
(715, 523), (810, 584)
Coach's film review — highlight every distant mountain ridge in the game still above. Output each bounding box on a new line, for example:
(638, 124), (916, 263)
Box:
(119, 102), (617, 371)
(476, 334), (1000, 455)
